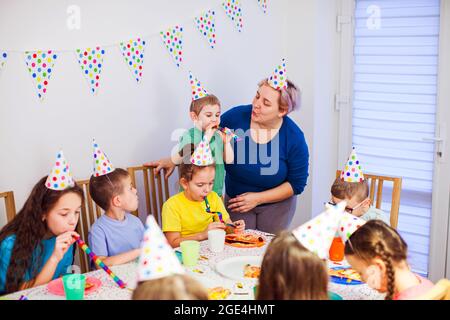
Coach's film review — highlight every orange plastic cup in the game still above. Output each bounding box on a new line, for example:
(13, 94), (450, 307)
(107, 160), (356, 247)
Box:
(329, 237), (345, 262)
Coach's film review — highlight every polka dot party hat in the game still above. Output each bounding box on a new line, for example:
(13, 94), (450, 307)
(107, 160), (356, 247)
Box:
(257, 0), (268, 13)
(195, 10), (217, 49)
(24, 50), (58, 100)
(119, 38), (146, 83)
(268, 58), (288, 90)
(137, 215), (185, 282)
(335, 206), (366, 242)
(292, 202), (347, 259)
(222, 0), (243, 32)
(160, 25), (183, 67)
(75, 46), (106, 94)
(189, 71), (209, 101)
(340, 147), (365, 183)
(92, 139), (115, 177)
(190, 136), (214, 166)
(45, 151), (75, 191)
(0, 51), (7, 73)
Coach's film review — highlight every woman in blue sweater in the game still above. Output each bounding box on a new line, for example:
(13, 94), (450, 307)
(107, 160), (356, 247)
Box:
(147, 62), (309, 233)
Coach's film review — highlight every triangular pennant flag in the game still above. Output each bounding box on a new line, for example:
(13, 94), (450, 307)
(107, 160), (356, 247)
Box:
(268, 58), (287, 90)
(194, 10), (217, 49)
(190, 136), (214, 166)
(45, 151), (75, 191)
(340, 147), (364, 183)
(292, 202), (347, 259)
(76, 47), (105, 94)
(24, 50), (58, 100)
(119, 38), (146, 83)
(222, 0), (243, 32)
(92, 139), (115, 177)
(160, 25), (183, 67)
(137, 215), (185, 282)
(257, 0), (268, 13)
(189, 71), (209, 101)
(0, 51), (7, 73)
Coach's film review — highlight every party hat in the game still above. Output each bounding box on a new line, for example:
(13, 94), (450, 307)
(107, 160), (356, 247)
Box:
(267, 58), (287, 90)
(190, 136), (214, 166)
(292, 202), (347, 259)
(45, 151), (75, 191)
(92, 139), (115, 177)
(336, 207), (366, 241)
(189, 71), (209, 101)
(137, 215), (185, 282)
(340, 147), (364, 182)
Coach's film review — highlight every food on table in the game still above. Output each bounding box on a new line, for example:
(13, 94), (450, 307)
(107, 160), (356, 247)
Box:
(329, 267), (362, 282)
(244, 264), (261, 279)
(236, 282), (244, 289)
(208, 287), (231, 300)
(84, 280), (95, 290)
(225, 233), (265, 248)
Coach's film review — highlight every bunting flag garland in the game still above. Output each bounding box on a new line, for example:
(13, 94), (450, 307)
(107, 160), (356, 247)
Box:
(160, 25), (184, 67)
(222, 0), (243, 32)
(257, 0), (268, 13)
(119, 38), (146, 83)
(76, 46), (106, 94)
(0, 51), (7, 73)
(24, 50), (58, 99)
(194, 10), (217, 49)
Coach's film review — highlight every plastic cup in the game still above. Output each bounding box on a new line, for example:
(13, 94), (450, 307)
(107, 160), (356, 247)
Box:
(329, 237), (345, 262)
(62, 274), (86, 300)
(208, 229), (226, 253)
(180, 240), (200, 267)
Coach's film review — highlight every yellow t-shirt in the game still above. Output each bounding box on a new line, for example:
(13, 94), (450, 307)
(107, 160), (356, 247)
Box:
(162, 191), (230, 237)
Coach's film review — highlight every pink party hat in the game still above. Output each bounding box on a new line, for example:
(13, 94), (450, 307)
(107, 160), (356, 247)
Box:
(189, 71), (209, 101)
(137, 215), (185, 282)
(45, 151), (75, 191)
(340, 147), (364, 183)
(268, 58), (287, 90)
(190, 136), (214, 166)
(92, 139), (115, 177)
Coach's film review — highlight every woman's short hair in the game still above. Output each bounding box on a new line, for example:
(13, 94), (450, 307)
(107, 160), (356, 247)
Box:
(258, 78), (301, 114)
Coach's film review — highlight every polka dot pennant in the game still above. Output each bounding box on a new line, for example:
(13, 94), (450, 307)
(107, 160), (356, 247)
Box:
(292, 202), (347, 259)
(137, 215), (185, 282)
(24, 50), (58, 100)
(268, 58), (287, 90)
(92, 139), (115, 177)
(340, 147), (365, 183)
(194, 10), (217, 49)
(257, 0), (268, 13)
(45, 150), (75, 191)
(0, 51), (7, 73)
(190, 136), (214, 166)
(119, 38), (146, 83)
(75, 47), (105, 94)
(222, 0), (243, 32)
(160, 25), (183, 67)
(189, 71), (209, 101)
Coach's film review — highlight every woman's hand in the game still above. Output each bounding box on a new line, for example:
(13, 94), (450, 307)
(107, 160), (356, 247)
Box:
(227, 193), (262, 213)
(232, 220), (245, 233)
(144, 158), (176, 179)
(51, 231), (79, 262)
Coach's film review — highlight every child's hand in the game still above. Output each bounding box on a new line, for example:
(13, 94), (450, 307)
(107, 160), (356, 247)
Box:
(218, 130), (233, 145)
(51, 231), (79, 262)
(233, 220), (245, 233)
(202, 222), (225, 239)
(204, 123), (219, 142)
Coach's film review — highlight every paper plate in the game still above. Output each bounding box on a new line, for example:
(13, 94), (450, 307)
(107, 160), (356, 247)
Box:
(47, 276), (102, 296)
(329, 267), (363, 285)
(215, 256), (262, 281)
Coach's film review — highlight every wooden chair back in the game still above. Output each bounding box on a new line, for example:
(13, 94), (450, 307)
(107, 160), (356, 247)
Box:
(335, 170), (402, 229)
(0, 191), (16, 223)
(127, 166), (170, 227)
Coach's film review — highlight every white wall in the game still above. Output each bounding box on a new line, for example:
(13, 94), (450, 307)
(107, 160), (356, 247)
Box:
(0, 0), (339, 228)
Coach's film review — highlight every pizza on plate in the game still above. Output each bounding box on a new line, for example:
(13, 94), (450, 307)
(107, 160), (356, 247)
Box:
(244, 264), (261, 279)
(225, 233), (265, 248)
(328, 267), (362, 282)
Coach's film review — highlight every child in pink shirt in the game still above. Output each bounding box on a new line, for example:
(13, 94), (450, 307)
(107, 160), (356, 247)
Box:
(344, 220), (434, 300)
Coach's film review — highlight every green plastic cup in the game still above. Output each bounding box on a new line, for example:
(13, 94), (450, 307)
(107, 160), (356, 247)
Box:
(253, 285), (258, 299)
(328, 291), (343, 300)
(62, 274), (86, 300)
(180, 240), (200, 267)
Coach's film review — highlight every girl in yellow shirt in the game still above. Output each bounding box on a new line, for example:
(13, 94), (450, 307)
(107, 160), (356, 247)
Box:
(162, 142), (245, 248)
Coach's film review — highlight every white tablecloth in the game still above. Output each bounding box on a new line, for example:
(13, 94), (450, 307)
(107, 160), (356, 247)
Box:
(2, 230), (384, 300)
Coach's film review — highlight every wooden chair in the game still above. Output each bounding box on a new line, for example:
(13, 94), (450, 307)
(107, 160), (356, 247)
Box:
(0, 191), (16, 223)
(416, 279), (450, 300)
(127, 166), (170, 227)
(336, 170), (402, 229)
(75, 179), (103, 273)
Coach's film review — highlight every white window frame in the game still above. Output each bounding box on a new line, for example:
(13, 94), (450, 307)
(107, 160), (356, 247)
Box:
(336, 0), (450, 280)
